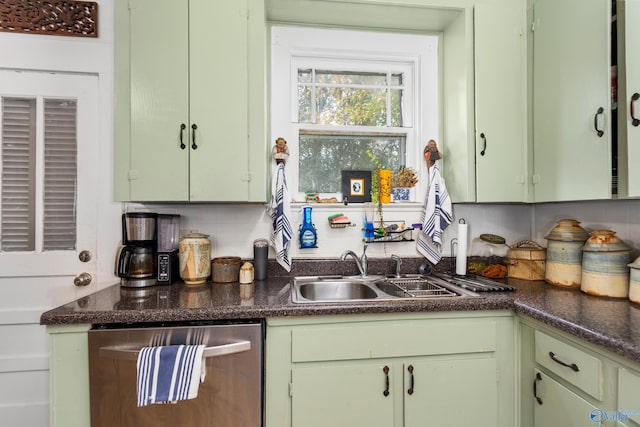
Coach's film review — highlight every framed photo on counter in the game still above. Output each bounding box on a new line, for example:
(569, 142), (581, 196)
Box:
(341, 170), (371, 203)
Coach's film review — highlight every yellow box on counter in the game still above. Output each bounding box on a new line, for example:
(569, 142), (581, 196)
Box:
(507, 240), (546, 281)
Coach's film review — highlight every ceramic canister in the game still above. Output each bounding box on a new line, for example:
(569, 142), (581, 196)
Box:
(544, 219), (590, 288)
(627, 257), (640, 304)
(580, 230), (631, 298)
(178, 232), (212, 285)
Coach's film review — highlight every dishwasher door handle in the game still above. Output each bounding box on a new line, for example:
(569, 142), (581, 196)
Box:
(99, 340), (252, 361)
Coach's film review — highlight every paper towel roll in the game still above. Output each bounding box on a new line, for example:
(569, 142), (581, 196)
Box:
(455, 221), (468, 276)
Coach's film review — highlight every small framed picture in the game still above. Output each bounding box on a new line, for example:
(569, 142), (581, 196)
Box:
(341, 170), (371, 203)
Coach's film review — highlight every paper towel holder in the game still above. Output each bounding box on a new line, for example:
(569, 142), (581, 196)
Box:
(450, 218), (467, 275)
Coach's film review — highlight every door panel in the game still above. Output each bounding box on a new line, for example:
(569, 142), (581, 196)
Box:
(292, 363), (394, 427)
(404, 357), (498, 427)
(129, 0), (190, 201)
(532, 0), (611, 202)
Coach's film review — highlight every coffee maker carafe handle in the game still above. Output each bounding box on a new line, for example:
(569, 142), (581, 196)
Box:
(116, 247), (132, 278)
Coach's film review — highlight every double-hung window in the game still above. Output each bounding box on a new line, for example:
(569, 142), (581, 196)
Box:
(271, 25), (439, 201)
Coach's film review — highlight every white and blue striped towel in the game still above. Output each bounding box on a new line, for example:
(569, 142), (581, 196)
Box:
(417, 160), (453, 264)
(268, 163), (293, 272)
(136, 344), (206, 407)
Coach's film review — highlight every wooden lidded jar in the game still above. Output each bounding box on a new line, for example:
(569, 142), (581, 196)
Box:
(580, 230), (631, 298)
(544, 219), (590, 287)
(178, 232), (211, 285)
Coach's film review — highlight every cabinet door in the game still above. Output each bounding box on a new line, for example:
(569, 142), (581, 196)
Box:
(474, 0), (527, 202)
(128, 0), (190, 201)
(189, 0), (251, 201)
(618, 0), (640, 197)
(404, 357), (498, 427)
(291, 363), (394, 427)
(532, 0), (611, 202)
(533, 370), (601, 427)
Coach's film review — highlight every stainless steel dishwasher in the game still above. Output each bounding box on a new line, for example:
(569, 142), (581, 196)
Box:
(88, 320), (263, 427)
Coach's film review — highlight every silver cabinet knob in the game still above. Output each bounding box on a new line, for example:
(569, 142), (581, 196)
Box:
(74, 272), (92, 287)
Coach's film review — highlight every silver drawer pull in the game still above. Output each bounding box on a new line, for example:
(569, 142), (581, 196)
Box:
(99, 340), (251, 361)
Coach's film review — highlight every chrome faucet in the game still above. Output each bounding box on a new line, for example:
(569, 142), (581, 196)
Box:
(341, 243), (369, 277)
(391, 254), (402, 278)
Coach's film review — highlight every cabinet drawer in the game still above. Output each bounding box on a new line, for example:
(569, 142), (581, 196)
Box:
(534, 330), (602, 400)
(291, 318), (496, 362)
(618, 368), (640, 425)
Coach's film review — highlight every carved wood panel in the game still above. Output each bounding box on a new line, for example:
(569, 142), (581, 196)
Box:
(0, 0), (98, 38)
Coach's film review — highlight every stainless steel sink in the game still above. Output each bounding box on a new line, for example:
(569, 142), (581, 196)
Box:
(297, 280), (378, 301)
(291, 275), (481, 303)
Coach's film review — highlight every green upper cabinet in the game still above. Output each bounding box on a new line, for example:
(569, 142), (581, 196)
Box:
(114, 0), (267, 202)
(474, 0), (528, 202)
(617, 0), (640, 198)
(531, 0), (612, 202)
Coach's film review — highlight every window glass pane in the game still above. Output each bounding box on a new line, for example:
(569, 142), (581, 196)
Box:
(390, 73), (402, 86)
(390, 89), (403, 127)
(1, 97), (36, 252)
(297, 85), (312, 123)
(299, 134), (405, 192)
(43, 98), (77, 251)
(316, 87), (387, 126)
(298, 69), (312, 83)
(315, 70), (387, 85)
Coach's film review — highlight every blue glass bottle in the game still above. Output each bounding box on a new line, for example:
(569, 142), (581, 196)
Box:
(299, 205), (317, 248)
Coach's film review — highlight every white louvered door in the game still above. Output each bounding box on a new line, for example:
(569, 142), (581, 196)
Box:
(0, 70), (98, 279)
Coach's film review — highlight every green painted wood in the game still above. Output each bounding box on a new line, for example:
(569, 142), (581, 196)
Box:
(48, 325), (91, 427)
(617, 0), (640, 199)
(266, 312), (512, 427)
(618, 368), (640, 425)
(114, 0), (268, 202)
(291, 363), (395, 427)
(129, 0), (190, 201)
(189, 0), (251, 201)
(113, 1), (132, 202)
(291, 318), (496, 362)
(532, 0), (611, 202)
(404, 357), (498, 427)
(474, 0), (528, 202)
(533, 369), (600, 427)
(534, 329), (603, 400)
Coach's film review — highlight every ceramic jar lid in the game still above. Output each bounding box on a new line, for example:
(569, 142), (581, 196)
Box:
(581, 229), (631, 252)
(544, 219), (590, 242)
(628, 256), (640, 269)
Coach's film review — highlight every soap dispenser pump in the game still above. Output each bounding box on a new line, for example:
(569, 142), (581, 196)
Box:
(299, 205), (318, 249)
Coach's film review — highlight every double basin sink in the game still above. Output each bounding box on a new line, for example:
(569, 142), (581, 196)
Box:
(291, 274), (482, 303)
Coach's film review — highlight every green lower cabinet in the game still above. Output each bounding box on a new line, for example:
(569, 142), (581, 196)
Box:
(266, 312), (514, 427)
(532, 369), (601, 427)
(292, 363), (395, 427)
(404, 357), (498, 427)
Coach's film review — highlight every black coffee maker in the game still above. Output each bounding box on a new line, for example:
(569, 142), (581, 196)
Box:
(116, 212), (158, 288)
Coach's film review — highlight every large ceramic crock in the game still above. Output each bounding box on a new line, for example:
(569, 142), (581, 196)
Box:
(178, 232), (212, 285)
(544, 219), (590, 288)
(580, 230), (631, 298)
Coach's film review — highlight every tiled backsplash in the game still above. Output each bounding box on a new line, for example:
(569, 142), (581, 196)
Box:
(132, 199), (640, 263)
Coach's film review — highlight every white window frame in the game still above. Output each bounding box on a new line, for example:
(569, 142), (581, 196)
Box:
(270, 25), (439, 201)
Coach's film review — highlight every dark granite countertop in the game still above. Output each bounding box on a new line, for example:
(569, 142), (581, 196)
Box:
(40, 258), (640, 364)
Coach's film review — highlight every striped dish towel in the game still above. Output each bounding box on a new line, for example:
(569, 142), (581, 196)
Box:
(136, 345), (206, 407)
(268, 163), (293, 272)
(417, 160), (453, 264)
